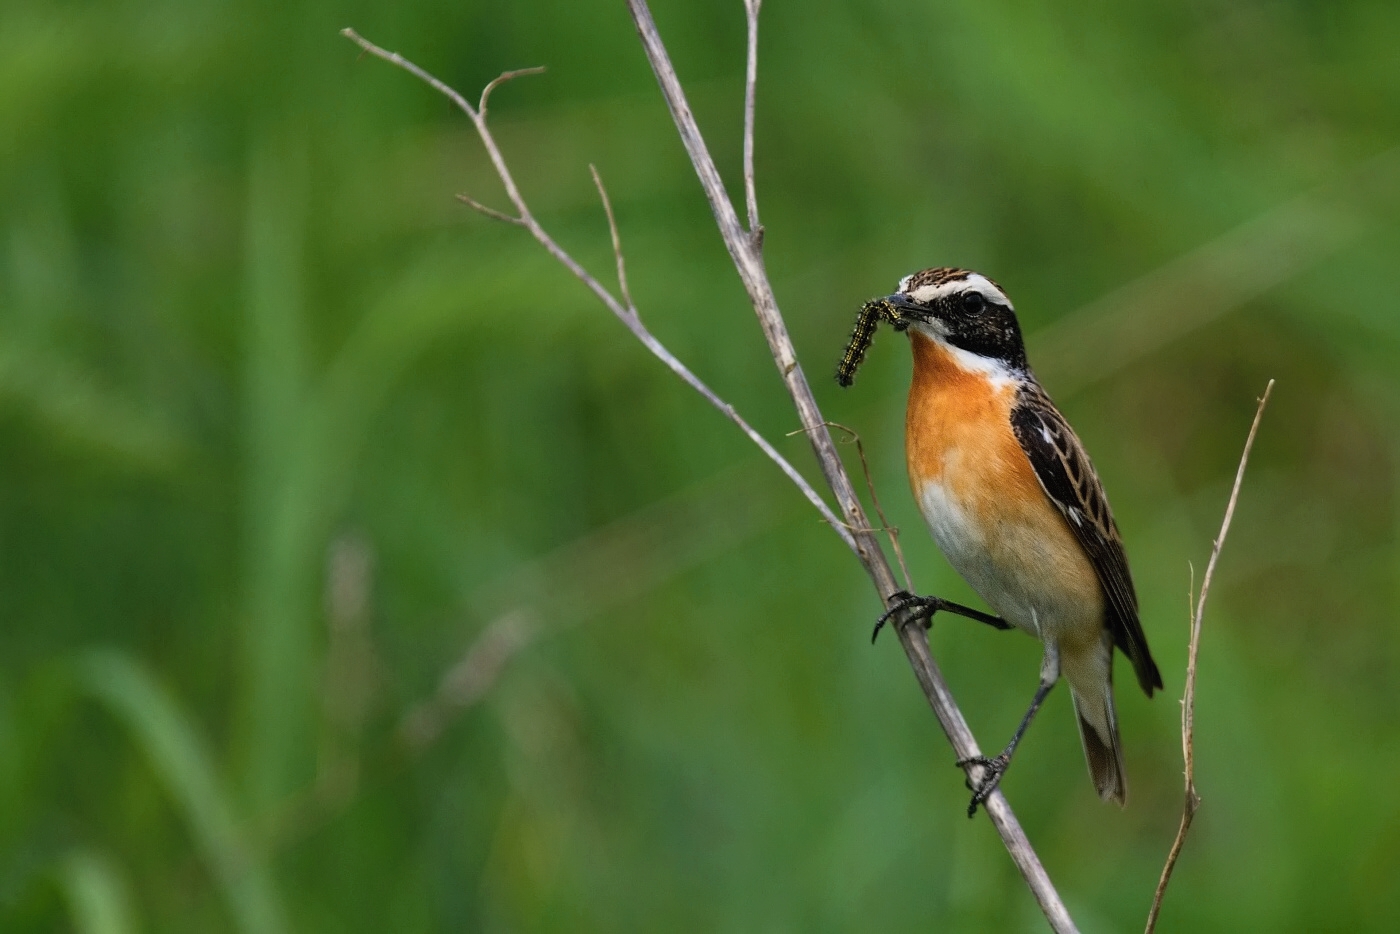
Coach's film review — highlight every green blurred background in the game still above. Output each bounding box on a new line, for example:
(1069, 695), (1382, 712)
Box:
(3, 0), (1399, 930)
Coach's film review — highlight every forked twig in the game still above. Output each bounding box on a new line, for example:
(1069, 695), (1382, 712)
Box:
(346, 12), (1070, 928)
(340, 28), (849, 549)
(790, 421), (913, 591)
(1145, 379), (1275, 933)
(479, 67), (546, 120)
(454, 194), (523, 226)
(589, 164), (636, 314)
(620, 2), (1074, 929)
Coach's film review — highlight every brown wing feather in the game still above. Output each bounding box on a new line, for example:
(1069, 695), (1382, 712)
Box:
(1011, 382), (1163, 696)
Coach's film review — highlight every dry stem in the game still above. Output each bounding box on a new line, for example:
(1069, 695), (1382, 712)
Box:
(742, 0), (762, 239)
(338, 29), (848, 550)
(792, 421), (913, 591)
(346, 10), (1071, 928)
(621, 2), (1074, 929)
(589, 165), (636, 314)
(1145, 379), (1275, 933)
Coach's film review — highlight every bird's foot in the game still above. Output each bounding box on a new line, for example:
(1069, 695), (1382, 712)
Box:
(871, 591), (1011, 643)
(871, 590), (938, 643)
(956, 753), (1011, 818)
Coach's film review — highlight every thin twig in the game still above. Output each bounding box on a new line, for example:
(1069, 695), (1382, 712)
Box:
(621, 2), (1075, 929)
(792, 421), (913, 591)
(742, 0), (762, 240)
(1145, 379), (1275, 934)
(589, 165), (635, 314)
(348, 13), (1070, 928)
(840, 426), (912, 592)
(340, 27), (851, 549)
(479, 66), (546, 121)
(454, 193), (524, 226)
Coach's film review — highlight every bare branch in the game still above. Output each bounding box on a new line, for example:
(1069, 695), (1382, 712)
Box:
(454, 193), (525, 226)
(342, 28), (481, 120)
(792, 422), (913, 591)
(742, 0), (762, 239)
(623, 1), (1075, 928)
(479, 66), (546, 120)
(623, 1), (876, 572)
(345, 10), (1086, 927)
(837, 425), (911, 591)
(340, 29), (539, 232)
(589, 165), (636, 314)
(1146, 379), (1275, 934)
(341, 27), (851, 549)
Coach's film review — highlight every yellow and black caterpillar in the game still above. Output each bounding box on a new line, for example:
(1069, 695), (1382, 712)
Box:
(835, 298), (902, 387)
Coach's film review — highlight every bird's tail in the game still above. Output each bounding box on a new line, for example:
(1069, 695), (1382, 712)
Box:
(1064, 646), (1127, 805)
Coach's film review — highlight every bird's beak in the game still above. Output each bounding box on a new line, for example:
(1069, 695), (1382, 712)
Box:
(884, 294), (927, 330)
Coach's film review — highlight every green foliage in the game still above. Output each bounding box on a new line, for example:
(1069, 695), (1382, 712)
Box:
(2, 0), (1398, 930)
(78, 650), (285, 934)
(59, 849), (137, 934)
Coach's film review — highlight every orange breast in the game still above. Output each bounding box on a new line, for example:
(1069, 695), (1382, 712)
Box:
(904, 332), (1042, 514)
(904, 332), (1104, 643)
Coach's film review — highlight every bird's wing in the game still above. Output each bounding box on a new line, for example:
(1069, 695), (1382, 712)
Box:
(1010, 381), (1162, 695)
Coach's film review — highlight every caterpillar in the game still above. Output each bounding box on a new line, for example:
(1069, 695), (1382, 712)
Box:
(835, 298), (901, 387)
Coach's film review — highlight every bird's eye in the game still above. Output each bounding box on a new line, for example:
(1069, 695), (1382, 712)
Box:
(962, 292), (987, 315)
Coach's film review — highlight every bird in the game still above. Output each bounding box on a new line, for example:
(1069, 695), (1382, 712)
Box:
(855, 266), (1162, 815)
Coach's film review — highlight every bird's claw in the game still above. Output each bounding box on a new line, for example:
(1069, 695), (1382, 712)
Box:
(956, 753), (1010, 818)
(871, 590), (939, 643)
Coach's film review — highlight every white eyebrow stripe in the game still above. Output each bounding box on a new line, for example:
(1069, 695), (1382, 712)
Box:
(906, 273), (1013, 310)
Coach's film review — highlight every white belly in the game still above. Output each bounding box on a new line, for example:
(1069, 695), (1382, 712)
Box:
(916, 479), (1097, 642)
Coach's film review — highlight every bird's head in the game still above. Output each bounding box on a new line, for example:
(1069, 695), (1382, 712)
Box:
(885, 267), (1029, 373)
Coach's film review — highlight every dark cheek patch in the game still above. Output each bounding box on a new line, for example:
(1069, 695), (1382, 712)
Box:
(943, 307), (1028, 371)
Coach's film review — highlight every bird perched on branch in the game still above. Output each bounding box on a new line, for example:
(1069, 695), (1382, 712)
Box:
(840, 267), (1161, 815)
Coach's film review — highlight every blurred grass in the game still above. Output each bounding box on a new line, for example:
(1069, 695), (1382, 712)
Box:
(79, 651), (284, 934)
(59, 849), (137, 934)
(1, 0), (1398, 931)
